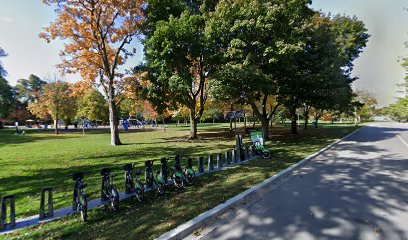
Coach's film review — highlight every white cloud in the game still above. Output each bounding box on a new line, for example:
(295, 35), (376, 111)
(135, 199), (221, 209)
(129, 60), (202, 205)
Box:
(1, 16), (15, 22)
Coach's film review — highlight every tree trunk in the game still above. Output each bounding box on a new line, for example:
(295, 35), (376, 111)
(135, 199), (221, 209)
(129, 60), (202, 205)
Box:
(54, 119), (59, 135)
(189, 114), (198, 139)
(261, 118), (269, 141)
(304, 110), (309, 130)
(290, 108), (297, 134)
(108, 98), (122, 146)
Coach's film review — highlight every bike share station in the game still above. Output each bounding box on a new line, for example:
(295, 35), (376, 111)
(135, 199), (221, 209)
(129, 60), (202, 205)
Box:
(0, 131), (270, 234)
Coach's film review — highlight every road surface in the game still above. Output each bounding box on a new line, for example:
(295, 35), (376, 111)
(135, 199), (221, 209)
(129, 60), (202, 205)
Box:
(190, 121), (408, 240)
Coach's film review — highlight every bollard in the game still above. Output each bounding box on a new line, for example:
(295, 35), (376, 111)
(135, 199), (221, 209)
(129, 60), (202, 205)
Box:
(249, 145), (254, 158)
(244, 147), (249, 161)
(217, 154), (223, 169)
(1, 195), (16, 230)
(225, 151), (230, 165)
(198, 156), (204, 173)
(208, 155), (214, 171)
(145, 160), (154, 188)
(39, 188), (54, 219)
(235, 135), (242, 162)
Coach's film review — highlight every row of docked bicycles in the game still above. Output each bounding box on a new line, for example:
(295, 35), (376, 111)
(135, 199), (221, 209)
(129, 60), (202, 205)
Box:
(70, 155), (195, 222)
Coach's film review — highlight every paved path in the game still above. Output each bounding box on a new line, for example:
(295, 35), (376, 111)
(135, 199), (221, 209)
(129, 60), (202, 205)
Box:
(191, 122), (408, 240)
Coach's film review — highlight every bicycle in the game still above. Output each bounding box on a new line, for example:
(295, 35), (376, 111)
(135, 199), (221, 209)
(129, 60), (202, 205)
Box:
(184, 158), (195, 185)
(124, 163), (145, 202)
(69, 171), (88, 222)
(145, 160), (166, 195)
(100, 168), (120, 211)
(253, 141), (271, 159)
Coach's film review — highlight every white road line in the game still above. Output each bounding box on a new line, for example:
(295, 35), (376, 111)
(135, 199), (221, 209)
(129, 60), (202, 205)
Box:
(397, 134), (408, 148)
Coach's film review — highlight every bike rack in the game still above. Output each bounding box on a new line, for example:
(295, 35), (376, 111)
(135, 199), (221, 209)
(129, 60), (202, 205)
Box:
(145, 160), (154, 188)
(235, 135), (242, 162)
(244, 147), (249, 161)
(160, 158), (169, 183)
(225, 151), (231, 165)
(232, 149), (237, 163)
(197, 156), (204, 173)
(208, 155), (214, 171)
(187, 158), (193, 169)
(39, 188), (54, 220)
(216, 154), (223, 169)
(124, 164), (133, 194)
(0, 195), (16, 230)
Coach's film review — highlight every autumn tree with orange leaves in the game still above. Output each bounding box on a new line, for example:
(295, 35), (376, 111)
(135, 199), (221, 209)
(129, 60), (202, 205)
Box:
(40, 0), (144, 145)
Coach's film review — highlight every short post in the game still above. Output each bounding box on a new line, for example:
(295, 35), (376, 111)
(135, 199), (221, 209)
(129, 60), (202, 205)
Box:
(225, 151), (230, 165)
(244, 147), (249, 161)
(249, 146), (254, 158)
(235, 135), (242, 162)
(217, 154), (223, 169)
(39, 188), (54, 219)
(231, 150), (236, 163)
(208, 154), (214, 171)
(1, 195), (16, 230)
(198, 156), (204, 173)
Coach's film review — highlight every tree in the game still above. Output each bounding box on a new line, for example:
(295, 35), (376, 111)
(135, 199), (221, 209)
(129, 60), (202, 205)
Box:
(0, 77), (14, 119)
(209, 0), (312, 140)
(142, 0), (219, 139)
(280, 13), (369, 133)
(386, 97), (408, 122)
(41, 0), (144, 145)
(355, 91), (377, 121)
(15, 74), (46, 104)
(76, 88), (109, 122)
(28, 80), (76, 134)
(0, 47), (7, 77)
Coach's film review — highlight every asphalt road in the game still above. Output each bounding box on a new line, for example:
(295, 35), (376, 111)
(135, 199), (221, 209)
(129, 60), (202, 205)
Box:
(194, 121), (408, 240)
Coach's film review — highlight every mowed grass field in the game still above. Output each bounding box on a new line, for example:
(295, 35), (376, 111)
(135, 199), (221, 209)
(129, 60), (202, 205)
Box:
(0, 122), (361, 239)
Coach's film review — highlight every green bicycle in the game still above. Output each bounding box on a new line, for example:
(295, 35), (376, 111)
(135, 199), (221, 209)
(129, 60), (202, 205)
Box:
(145, 160), (166, 195)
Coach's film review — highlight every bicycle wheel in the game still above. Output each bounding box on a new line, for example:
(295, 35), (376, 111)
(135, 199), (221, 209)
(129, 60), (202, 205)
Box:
(185, 169), (195, 185)
(174, 175), (183, 189)
(157, 182), (166, 195)
(111, 188), (120, 212)
(263, 151), (271, 159)
(135, 182), (144, 202)
(79, 195), (87, 222)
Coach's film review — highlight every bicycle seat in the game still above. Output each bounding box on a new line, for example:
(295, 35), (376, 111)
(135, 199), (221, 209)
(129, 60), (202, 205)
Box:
(79, 183), (87, 189)
(135, 170), (141, 175)
(156, 170), (161, 174)
(100, 168), (111, 176)
(70, 172), (85, 180)
(124, 164), (133, 171)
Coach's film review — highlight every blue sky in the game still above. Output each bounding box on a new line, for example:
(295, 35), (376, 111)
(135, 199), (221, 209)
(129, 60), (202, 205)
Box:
(0, 0), (407, 106)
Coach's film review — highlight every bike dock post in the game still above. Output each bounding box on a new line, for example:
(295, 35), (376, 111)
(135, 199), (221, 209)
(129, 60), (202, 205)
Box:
(197, 156), (204, 173)
(235, 135), (242, 162)
(231, 150), (236, 164)
(208, 155), (214, 171)
(244, 147), (249, 161)
(216, 154), (223, 169)
(124, 164), (133, 194)
(249, 146), (254, 158)
(145, 160), (154, 189)
(0, 195), (16, 230)
(187, 158), (193, 169)
(39, 188), (54, 220)
(225, 151), (230, 165)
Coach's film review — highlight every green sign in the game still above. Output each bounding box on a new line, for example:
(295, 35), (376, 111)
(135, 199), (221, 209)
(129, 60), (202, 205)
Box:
(250, 130), (264, 146)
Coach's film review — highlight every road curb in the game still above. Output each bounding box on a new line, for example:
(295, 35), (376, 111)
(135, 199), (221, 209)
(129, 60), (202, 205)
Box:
(156, 126), (362, 240)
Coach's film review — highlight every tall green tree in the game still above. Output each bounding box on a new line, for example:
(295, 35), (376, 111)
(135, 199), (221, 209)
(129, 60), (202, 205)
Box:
(142, 0), (219, 139)
(28, 80), (77, 134)
(208, 0), (313, 140)
(76, 88), (109, 122)
(281, 14), (369, 133)
(0, 48), (14, 119)
(15, 74), (46, 104)
(0, 47), (7, 77)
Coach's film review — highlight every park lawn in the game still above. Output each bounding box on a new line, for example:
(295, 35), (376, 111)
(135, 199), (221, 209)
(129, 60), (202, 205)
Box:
(0, 123), (361, 239)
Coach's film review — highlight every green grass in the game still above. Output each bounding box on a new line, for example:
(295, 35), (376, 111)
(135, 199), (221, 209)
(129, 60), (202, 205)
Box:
(0, 123), (360, 239)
